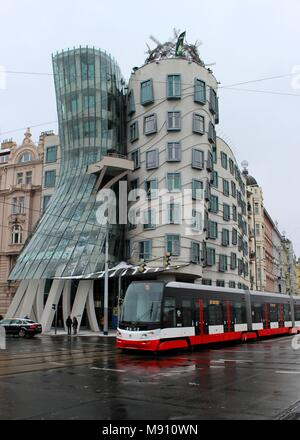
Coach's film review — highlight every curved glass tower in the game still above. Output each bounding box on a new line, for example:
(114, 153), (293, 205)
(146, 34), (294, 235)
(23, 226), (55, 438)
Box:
(10, 47), (125, 280)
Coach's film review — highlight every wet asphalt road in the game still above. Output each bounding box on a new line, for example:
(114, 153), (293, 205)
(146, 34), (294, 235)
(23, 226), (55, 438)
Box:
(0, 334), (300, 420)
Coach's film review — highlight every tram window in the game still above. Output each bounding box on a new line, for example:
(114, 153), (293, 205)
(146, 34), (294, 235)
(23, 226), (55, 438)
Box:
(295, 305), (300, 321)
(234, 303), (247, 324)
(182, 300), (193, 327)
(283, 304), (291, 321)
(252, 304), (262, 323)
(208, 301), (223, 326)
(269, 304), (278, 322)
(163, 297), (176, 328)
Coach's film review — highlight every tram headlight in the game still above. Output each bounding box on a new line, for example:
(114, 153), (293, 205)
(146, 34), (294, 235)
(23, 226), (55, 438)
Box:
(116, 330), (122, 338)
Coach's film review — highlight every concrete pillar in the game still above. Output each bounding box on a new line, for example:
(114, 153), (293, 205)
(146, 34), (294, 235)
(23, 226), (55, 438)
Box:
(86, 281), (100, 332)
(71, 280), (92, 332)
(62, 280), (72, 331)
(40, 280), (65, 333)
(35, 280), (46, 322)
(5, 280), (30, 318)
(19, 280), (40, 319)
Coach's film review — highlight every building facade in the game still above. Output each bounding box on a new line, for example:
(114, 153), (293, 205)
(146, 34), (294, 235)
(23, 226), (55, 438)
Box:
(40, 131), (61, 213)
(126, 47), (249, 288)
(0, 130), (43, 315)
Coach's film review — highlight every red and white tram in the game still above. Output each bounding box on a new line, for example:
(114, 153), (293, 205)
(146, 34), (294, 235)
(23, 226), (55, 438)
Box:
(116, 281), (300, 352)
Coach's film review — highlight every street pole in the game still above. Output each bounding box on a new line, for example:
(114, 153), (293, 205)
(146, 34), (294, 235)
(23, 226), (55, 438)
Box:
(104, 229), (109, 336)
(55, 307), (58, 335)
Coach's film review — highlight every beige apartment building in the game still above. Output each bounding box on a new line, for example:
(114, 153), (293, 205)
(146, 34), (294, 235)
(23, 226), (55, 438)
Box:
(0, 129), (44, 315)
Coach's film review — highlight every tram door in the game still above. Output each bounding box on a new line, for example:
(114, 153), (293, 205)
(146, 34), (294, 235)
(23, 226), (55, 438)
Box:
(223, 301), (235, 333)
(193, 299), (209, 336)
(278, 304), (284, 328)
(262, 303), (270, 329)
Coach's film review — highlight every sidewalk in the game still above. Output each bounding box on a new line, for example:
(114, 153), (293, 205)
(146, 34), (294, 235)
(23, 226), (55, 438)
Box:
(42, 329), (117, 338)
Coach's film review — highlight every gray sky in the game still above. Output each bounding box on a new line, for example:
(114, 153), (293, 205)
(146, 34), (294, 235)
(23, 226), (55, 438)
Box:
(1, 0), (299, 255)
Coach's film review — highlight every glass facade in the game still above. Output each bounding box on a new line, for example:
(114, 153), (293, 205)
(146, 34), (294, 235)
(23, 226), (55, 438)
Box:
(9, 47), (125, 280)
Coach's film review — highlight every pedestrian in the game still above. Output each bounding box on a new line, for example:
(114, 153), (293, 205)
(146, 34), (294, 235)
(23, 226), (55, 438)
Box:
(72, 317), (78, 335)
(100, 315), (104, 332)
(66, 315), (72, 335)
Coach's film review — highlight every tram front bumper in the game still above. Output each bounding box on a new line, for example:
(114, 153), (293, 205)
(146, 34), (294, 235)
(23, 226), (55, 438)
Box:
(116, 338), (160, 351)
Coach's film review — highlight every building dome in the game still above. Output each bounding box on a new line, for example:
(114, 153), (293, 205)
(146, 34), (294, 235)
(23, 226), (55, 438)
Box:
(242, 169), (258, 186)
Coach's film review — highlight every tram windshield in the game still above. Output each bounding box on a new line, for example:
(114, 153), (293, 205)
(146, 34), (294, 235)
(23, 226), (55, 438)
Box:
(120, 282), (163, 324)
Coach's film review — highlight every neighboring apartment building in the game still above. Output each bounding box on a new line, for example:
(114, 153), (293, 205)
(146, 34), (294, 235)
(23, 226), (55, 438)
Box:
(296, 259), (300, 295)
(39, 131), (60, 213)
(0, 129), (44, 315)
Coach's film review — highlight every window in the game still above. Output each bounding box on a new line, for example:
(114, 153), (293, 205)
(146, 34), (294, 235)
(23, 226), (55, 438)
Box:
(193, 113), (205, 134)
(19, 152), (32, 163)
(144, 114), (157, 134)
(209, 88), (218, 115)
(44, 170), (56, 188)
(167, 111), (181, 131)
(222, 229), (230, 246)
(131, 179), (139, 192)
(145, 179), (158, 199)
(70, 96), (78, 113)
(167, 75), (181, 99)
(131, 150), (140, 170)
(255, 223), (260, 237)
(71, 123), (80, 140)
(208, 122), (216, 144)
(83, 120), (96, 137)
(192, 149), (204, 169)
(223, 204), (230, 221)
(129, 122), (139, 142)
(208, 221), (218, 239)
(192, 179), (204, 200)
(232, 205), (237, 222)
(141, 79), (154, 105)
(191, 242), (201, 264)
(17, 172), (23, 185)
(221, 152), (228, 169)
(163, 297), (176, 328)
(11, 225), (22, 245)
(146, 150), (159, 170)
(83, 94), (95, 109)
(46, 146), (57, 163)
(254, 203), (259, 215)
(143, 209), (156, 230)
(167, 142), (181, 162)
(230, 253), (237, 270)
(232, 228), (238, 245)
(139, 240), (152, 261)
(217, 280), (225, 288)
(229, 281), (236, 289)
(26, 171), (32, 184)
(12, 197), (25, 214)
(81, 60), (95, 80)
(194, 78), (206, 104)
(208, 301), (223, 325)
(202, 279), (212, 286)
(211, 171), (218, 188)
(229, 158), (234, 175)
(43, 195), (51, 212)
(128, 90), (135, 115)
(167, 173), (181, 192)
(209, 195), (219, 213)
(192, 210), (202, 230)
(238, 259), (244, 276)
(206, 247), (216, 266)
(231, 181), (237, 198)
(223, 179), (229, 197)
(219, 255), (228, 272)
(165, 234), (180, 256)
(167, 203), (181, 225)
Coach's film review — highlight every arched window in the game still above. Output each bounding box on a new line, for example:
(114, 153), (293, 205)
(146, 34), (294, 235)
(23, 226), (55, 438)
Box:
(19, 152), (33, 163)
(11, 225), (22, 245)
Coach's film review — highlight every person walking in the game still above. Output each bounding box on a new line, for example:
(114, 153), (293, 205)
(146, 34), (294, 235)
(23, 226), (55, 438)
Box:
(72, 317), (78, 335)
(66, 316), (72, 335)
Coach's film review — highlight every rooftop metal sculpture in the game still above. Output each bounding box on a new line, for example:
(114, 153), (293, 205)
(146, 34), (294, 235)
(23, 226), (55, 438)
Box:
(145, 29), (205, 66)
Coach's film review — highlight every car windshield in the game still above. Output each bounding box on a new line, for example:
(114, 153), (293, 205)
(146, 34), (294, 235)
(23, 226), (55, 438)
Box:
(120, 282), (163, 323)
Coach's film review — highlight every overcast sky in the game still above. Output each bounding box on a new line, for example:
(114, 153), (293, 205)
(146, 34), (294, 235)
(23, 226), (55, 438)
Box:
(0, 0), (299, 255)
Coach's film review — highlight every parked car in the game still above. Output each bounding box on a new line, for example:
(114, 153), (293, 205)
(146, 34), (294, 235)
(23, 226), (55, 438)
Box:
(0, 318), (42, 338)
